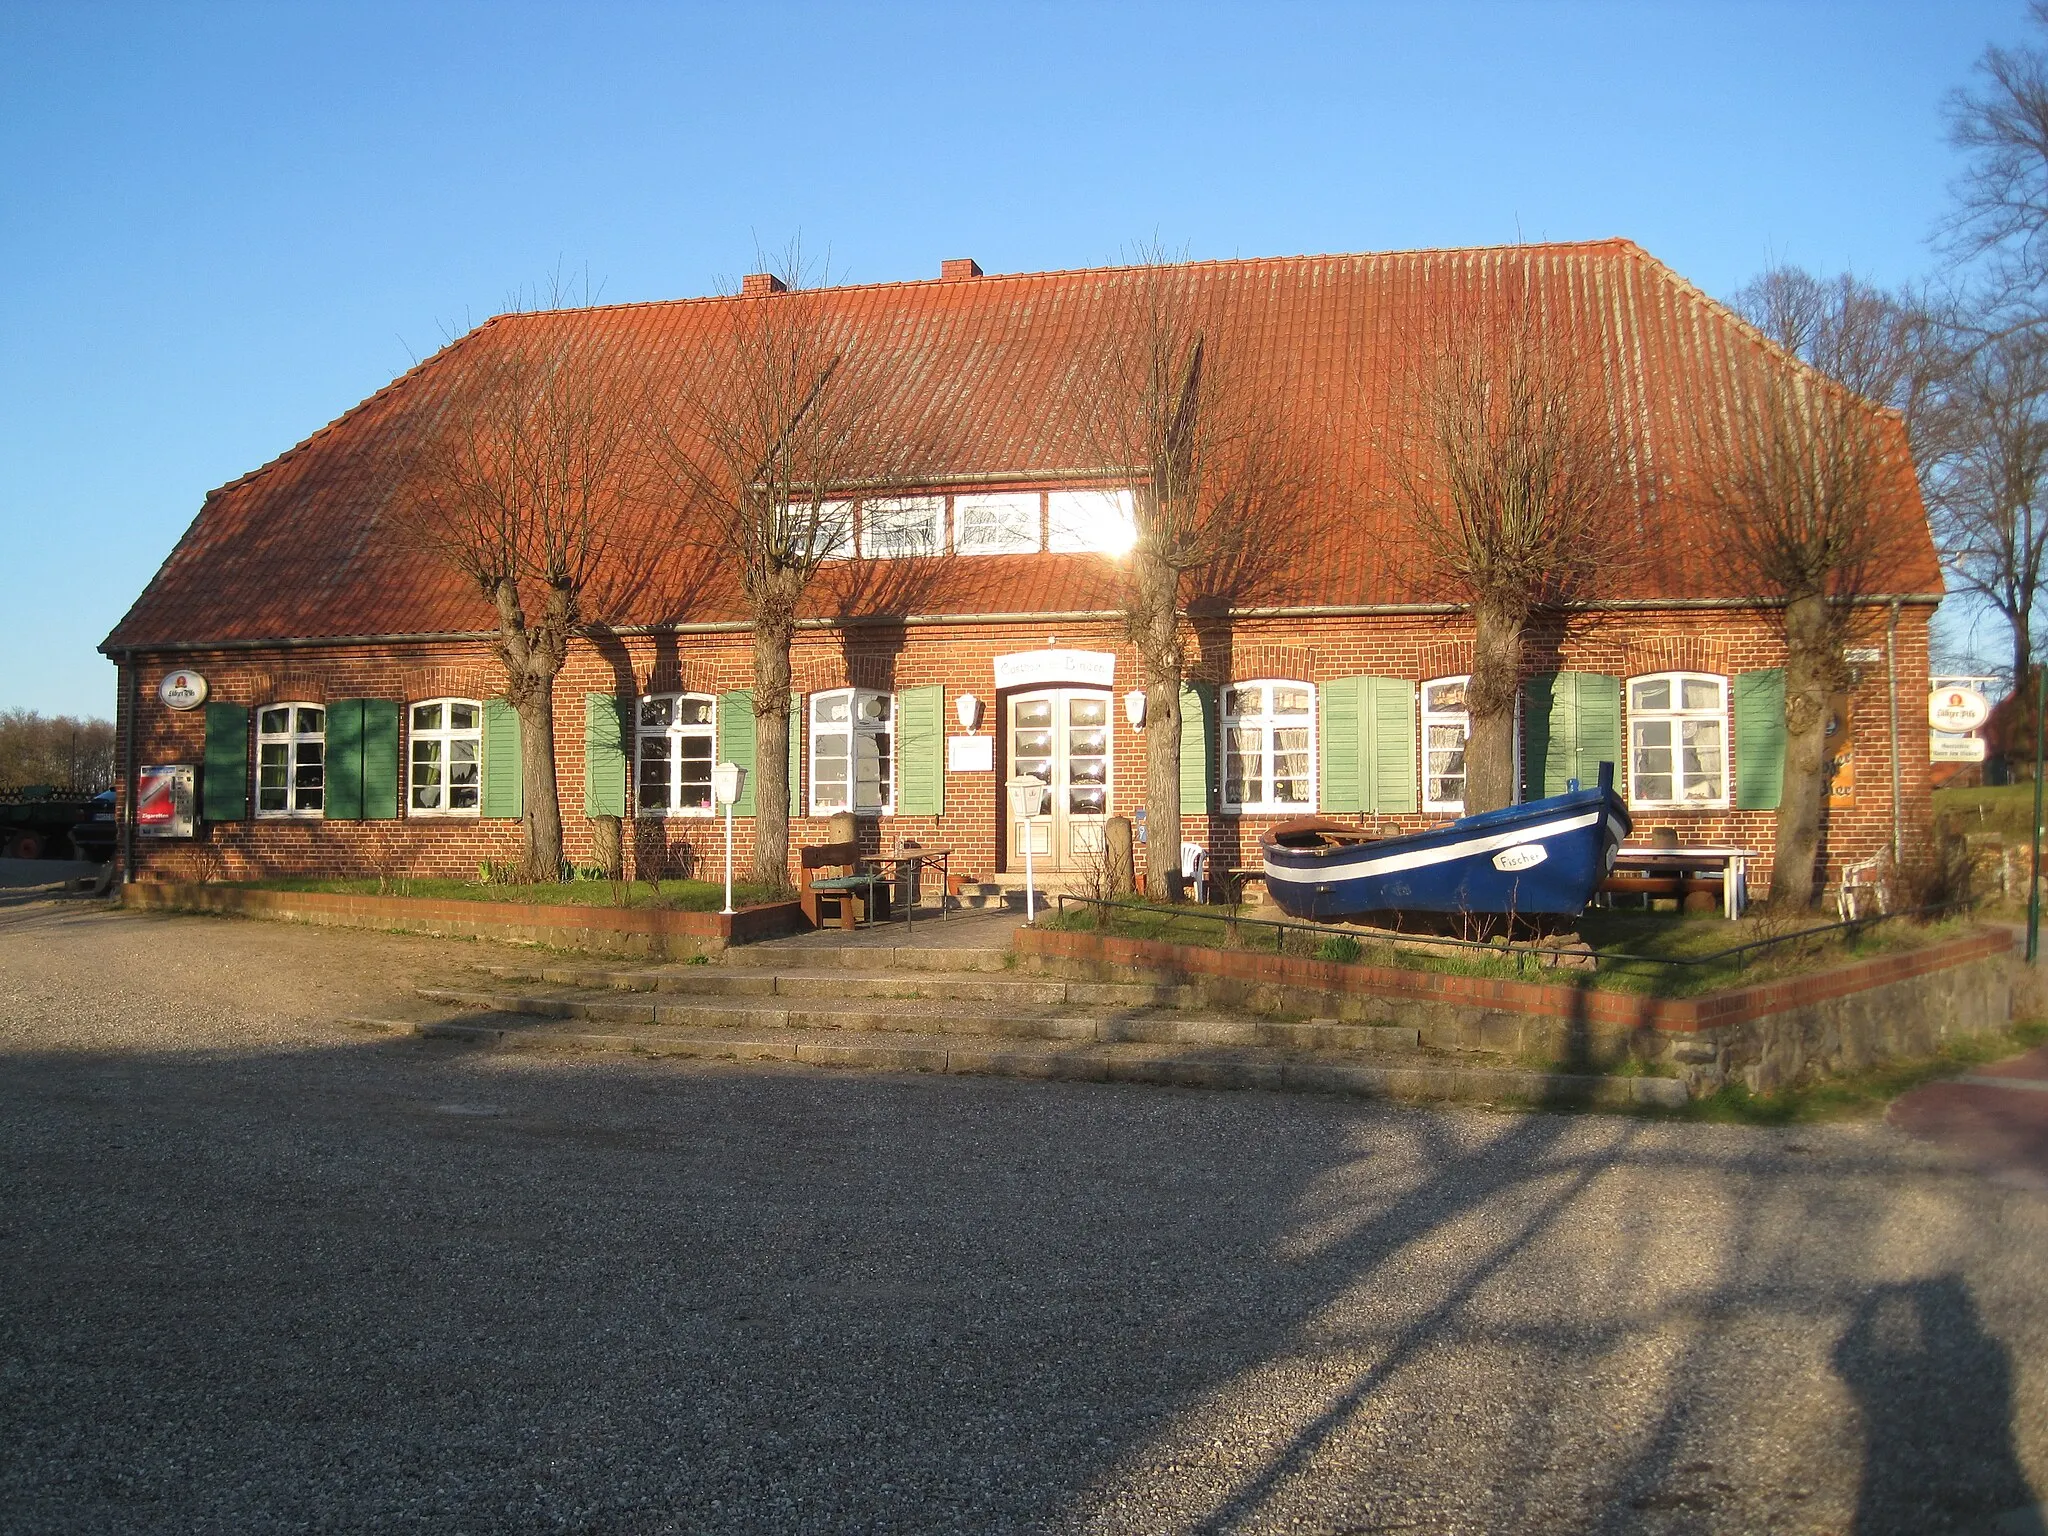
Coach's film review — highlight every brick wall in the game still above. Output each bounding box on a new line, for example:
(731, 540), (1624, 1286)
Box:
(116, 602), (1934, 890)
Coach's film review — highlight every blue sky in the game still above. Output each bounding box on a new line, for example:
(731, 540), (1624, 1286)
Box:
(0, 0), (2029, 716)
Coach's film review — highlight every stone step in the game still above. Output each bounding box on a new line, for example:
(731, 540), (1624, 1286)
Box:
(720, 944), (1013, 973)
(466, 960), (1195, 1009)
(350, 1010), (1686, 1109)
(412, 984), (1425, 1054)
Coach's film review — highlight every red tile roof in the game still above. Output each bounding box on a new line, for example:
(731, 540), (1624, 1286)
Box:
(104, 239), (1939, 652)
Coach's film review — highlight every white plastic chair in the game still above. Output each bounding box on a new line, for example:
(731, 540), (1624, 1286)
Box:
(1180, 842), (1208, 903)
(1837, 857), (1889, 922)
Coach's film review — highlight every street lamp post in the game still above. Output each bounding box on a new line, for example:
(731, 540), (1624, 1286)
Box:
(1007, 776), (1046, 924)
(713, 762), (747, 917)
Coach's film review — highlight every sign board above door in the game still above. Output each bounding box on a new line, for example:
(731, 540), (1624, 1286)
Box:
(993, 649), (1116, 690)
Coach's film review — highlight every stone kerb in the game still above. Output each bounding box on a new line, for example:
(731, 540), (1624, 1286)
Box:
(122, 882), (805, 959)
(1013, 924), (2015, 1095)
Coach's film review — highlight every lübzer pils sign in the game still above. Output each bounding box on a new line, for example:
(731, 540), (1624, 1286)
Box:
(157, 671), (208, 711)
(1928, 687), (1990, 733)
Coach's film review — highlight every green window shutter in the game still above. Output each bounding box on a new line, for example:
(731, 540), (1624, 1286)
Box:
(1362, 677), (1419, 814)
(1522, 672), (1620, 798)
(361, 700), (400, 820)
(1574, 673), (1622, 792)
(584, 693), (628, 817)
(1179, 682), (1216, 815)
(1318, 678), (1365, 813)
(1735, 668), (1786, 810)
(718, 690), (756, 816)
(788, 692), (803, 817)
(324, 699), (366, 820)
(483, 699), (524, 820)
(897, 684), (945, 816)
(201, 703), (249, 822)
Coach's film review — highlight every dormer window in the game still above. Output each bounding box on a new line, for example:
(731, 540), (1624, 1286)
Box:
(1047, 489), (1137, 555)
(858, 497), (943, 558)
(954, 492), (1041, 554)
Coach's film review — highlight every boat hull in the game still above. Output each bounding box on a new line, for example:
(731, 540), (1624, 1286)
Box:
(1260, 785), (1632, 923)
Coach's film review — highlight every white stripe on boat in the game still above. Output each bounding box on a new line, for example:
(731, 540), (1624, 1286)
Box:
(1262, 810), (1605, 885)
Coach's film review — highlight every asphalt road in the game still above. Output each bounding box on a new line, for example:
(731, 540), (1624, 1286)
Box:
(2, 900), (2045, 1534)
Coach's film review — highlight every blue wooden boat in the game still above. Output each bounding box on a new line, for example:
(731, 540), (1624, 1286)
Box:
(1260, 764), (1632, 924)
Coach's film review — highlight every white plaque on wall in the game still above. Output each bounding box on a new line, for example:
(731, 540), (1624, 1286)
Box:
(992, 649), (1116, 690)
(947, 735), (994, 772)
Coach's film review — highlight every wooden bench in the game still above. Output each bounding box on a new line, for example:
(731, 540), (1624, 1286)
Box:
(1598, 873), (1725, 905)
(797, 841), (889, 930)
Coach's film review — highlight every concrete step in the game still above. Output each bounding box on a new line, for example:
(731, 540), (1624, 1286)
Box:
(720, 944), (1013, 973)
(350, 1009), (1687, 1109)
(465, 960), (1195, 1009)
(412, 983), (1426, 1054)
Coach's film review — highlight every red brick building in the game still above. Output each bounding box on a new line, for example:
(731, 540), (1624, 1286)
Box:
(103, 241), (1939, 896)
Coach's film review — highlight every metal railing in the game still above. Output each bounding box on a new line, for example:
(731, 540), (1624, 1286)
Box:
(1049, 893), (1958, 976)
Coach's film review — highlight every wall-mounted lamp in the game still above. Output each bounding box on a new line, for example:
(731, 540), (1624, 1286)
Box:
(1124, 690), (1148, 730)
(955, 693), (983, 732)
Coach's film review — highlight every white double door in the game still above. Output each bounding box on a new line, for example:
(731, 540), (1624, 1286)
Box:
(1006, 688), (1112, 871)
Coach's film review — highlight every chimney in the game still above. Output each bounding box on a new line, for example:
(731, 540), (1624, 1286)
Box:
(741, 272), (788, 297)
(940, 258), (983, 281)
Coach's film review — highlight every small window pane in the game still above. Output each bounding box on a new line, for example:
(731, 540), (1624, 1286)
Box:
(678, 697), (711, 726)
(1068, 697), (1106, 727)
(260, 707), (289, 735)
(1631, 679), (1671, 712)
(1225, 687), (1262, 716)
(297, 707), (324, 735)
(640, 697), (673, 728)
(412, 703), (442, 732)
(1015, 700), (1052, 728)
(449, 702), (479, 731)
(815, 695), (850, 724)
(1681, 677), (1720, 711)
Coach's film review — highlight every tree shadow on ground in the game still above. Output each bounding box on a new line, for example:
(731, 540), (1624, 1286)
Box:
(0, 1007), (2037, 1534)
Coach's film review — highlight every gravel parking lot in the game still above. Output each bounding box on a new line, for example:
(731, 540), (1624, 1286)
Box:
(2, 899), (2044, 1534)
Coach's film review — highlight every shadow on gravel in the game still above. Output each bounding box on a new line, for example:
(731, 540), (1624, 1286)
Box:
(1833, 1277), (2035, 1535)
(0, 1027), (2035, 1534)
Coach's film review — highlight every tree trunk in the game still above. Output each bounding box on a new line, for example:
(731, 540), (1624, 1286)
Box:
(1132, 548), (1185, 899)
(749, 593), (798, 889)
(1464, 597), (1524, 814)
(1771, 593), (1834, 908)
(514, 683), (563, 883)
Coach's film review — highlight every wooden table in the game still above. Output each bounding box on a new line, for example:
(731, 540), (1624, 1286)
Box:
(1606, 845), (1754, 920)
(859, 847), (953, 928)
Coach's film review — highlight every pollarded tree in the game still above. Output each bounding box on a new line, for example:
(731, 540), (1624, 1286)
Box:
(1694, 369), (1913, 908)
(1077, 254), (1320, 899)
(650, 254), (934, 887)
(1382, 284), (1631, 814)
(404, 320), (647, 880)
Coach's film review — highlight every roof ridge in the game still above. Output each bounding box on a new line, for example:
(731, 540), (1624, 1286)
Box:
(484, 237), (1645, 322)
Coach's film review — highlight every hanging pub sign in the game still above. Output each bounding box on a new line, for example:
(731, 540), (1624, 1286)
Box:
(1928, 686), (1991, 733)
(157, 670), (208, 710)
(137, 764), (196, 839)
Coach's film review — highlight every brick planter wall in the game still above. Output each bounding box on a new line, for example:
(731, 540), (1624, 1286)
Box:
(1014, 924), (2014, 1096)
(123, 882), (805, 959)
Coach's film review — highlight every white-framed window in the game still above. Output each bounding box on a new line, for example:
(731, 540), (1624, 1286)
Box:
(1421, 677), (1471, 813)
(256, 704), (325, 816)
(810, 688), (893, 814)
(953, 491), (1041, 554)
(779, 498), (853, 560)
(858, 497), (943, 558)
(409, 699), (481, 815)
(1047, 489), (1137, 555)
(1221, 681), (1315, 813)
(636, 694), (716, 816)
(1628, 672), (1729, 808)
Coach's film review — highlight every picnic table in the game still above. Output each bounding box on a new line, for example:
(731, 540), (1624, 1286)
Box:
(859, 846), (953, 929)
(1603, 845), (1754, 920)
